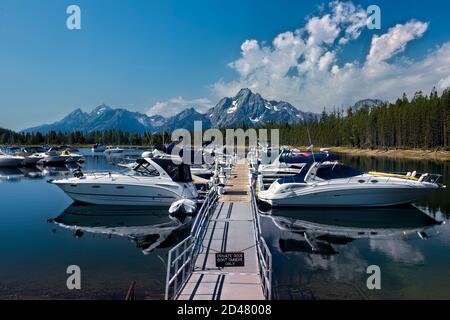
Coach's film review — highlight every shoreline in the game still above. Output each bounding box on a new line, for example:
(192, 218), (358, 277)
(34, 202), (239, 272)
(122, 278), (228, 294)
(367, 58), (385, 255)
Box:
(3, 144), (450, 162)
(327, 147), (450, 162)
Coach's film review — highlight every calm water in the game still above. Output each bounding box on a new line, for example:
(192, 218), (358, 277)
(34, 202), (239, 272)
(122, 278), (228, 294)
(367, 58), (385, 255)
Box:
(0, 149), (190, 299)
(0, 149), (449, 299)
(261, 154), (450, 300)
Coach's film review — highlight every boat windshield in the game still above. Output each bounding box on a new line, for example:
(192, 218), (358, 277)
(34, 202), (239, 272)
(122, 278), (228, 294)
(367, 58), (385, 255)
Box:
(152, 158), (193, 182)
(129, 162), (160, 177)
(315, 163), (362, 180)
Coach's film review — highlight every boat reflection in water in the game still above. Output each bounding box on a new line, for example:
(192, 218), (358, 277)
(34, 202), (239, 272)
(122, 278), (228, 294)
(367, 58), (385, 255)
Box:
(261, 205), (442, 256)
(0, 164), (78, 182)
(0, 167), (24, 182)
(50, 204), (191, 254)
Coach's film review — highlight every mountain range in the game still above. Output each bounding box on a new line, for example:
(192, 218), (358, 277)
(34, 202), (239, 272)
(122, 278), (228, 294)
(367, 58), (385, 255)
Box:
(351, 99), (385, 111)
(22, 89), (377, 134)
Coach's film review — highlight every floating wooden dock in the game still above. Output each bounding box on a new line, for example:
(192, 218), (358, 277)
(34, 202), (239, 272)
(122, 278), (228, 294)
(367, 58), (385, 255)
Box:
(176, 160), (266, 300)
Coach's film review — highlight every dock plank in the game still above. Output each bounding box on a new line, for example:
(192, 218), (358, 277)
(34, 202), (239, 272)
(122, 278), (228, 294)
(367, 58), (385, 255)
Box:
(177, 161), (264, 300)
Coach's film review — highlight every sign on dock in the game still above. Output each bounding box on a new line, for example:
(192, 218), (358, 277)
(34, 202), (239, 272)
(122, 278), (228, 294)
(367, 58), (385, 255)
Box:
(215, 252), (245, 267)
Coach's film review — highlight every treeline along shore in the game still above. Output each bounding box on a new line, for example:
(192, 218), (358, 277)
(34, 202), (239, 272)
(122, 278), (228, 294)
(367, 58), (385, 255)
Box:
(0, 129), (169, 147)
(269, 88), (450, 151)
(1, 88), (449, 161)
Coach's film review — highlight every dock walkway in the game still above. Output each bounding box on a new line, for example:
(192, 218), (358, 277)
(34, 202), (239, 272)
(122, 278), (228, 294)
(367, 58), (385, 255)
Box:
(177, 160), (265, 300)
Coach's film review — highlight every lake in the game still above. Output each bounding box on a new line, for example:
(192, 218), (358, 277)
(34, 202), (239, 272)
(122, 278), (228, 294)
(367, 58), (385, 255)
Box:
(0, 149), (190, 299)
(260, 154), (450, 299)
(0, 149), (449, 299)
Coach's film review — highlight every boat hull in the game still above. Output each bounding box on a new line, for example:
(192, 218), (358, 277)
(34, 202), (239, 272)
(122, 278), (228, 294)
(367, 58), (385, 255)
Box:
(22, 156), (43, 166)
(259, 185), (438, 207)
(54, 182), (189, 206)
(39, 155), (84, 165)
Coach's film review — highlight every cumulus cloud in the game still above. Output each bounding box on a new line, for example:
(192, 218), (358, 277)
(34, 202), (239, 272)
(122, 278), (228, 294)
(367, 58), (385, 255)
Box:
(438, 75), (450, 89)
(212, 1), (450, 112)
(366, 20), (428, 65)
(147, 96), (213, 117)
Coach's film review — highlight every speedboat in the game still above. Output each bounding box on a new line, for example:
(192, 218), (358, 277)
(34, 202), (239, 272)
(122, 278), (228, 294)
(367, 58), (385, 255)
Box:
(0, 152), (24, 167)
(37, 150), (67, 165)
(59, 150), (84, 163)
(23, 153), (45, 166)
(104, 147), (141, 160)
(49, 157), (199, 206)
(59, 145), (79, 152)
(258, 158), (445, 207)
(140, 147), (216, 180)
(91, 143), (106, 152)
(258, 149), (332, 184)
(19, 147), (47, 166)
(104, 146), (125, 156)
(38, 148), (84, 165)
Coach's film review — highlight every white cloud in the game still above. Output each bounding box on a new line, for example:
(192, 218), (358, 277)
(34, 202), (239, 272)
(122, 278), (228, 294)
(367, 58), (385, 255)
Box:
(318, 51), (336, 71)
(438, 75), (450, 89)
(332, 0), (369, 44)
(366, 20), (428, 65)
(212, 1), (450, 112)
(306, 14), (340, 46)
(147, 96), (213, 117)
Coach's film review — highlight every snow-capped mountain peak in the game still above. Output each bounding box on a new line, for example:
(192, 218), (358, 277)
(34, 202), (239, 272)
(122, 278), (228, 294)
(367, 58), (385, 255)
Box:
(22, 89), (317, 134)
(208, 88), (316, 127)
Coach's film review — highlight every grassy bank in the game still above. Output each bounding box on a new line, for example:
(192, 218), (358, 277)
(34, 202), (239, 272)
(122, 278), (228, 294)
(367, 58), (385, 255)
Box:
(327, 147), (450, 162)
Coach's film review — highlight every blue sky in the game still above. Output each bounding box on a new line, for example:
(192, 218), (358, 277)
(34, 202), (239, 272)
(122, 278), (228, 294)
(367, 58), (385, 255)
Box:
(1, 0), (450, 130)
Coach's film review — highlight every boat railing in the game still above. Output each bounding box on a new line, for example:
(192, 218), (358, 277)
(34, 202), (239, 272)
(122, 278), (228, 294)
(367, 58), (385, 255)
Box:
(164, 186), (218, 300)
(313, 174), (433, 186)
(390, 172), (443, 184)
(250, 184), (272, 300)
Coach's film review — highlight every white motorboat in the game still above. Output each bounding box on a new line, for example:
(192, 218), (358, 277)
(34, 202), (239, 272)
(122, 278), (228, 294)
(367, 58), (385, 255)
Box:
(258, 160), (445, 207)
(91, 143), (106, 152)
(104, 146), (125, 156)
(0, 152), (24, 167)
(23, 153), (45, 165)
(50, 157), (199, 206)
(258, 149), (333, 184)
(104, 147), (142, 160)
(17, 147), (46, 166)
(61, 150), (84, 163)
(38, 149), (84, 165)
